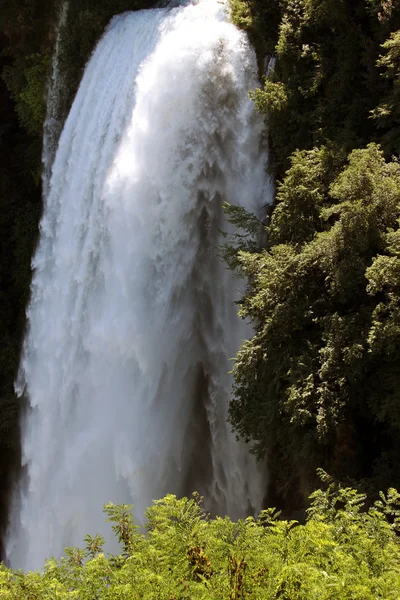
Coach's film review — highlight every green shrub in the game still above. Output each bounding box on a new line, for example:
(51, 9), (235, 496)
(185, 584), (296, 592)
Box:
(2, 482), (400, 598)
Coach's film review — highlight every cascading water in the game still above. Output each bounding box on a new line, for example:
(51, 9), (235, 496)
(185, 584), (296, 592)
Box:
(42, 0), (69, 195)
(7, 0), (271, 571)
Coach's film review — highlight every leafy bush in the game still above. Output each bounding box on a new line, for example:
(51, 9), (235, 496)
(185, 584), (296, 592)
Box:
(2, 482), (400, 598)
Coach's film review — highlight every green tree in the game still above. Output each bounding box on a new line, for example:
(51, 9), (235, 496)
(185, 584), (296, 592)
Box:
(227, 144), (400, 504)
(245, 0), (400, 177)
(373, 30), (400, 153)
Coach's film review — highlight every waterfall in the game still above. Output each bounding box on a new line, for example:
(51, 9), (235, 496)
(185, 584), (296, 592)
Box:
(7, 0), (271, 571)
(42, 0), (69, 196)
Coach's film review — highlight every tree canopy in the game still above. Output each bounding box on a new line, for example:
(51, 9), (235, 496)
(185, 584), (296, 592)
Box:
(226, 143), (400, 503)
(226, 0), (400, 507)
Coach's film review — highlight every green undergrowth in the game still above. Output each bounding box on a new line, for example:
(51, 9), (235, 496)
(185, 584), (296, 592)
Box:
(2, 478), (400, 599)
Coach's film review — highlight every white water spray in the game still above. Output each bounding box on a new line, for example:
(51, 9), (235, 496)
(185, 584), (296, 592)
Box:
(7, 0), (271, 570)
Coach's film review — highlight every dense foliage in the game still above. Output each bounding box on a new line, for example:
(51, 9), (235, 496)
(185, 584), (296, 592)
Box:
(235, 0), (400, 177)
(226, 0), (400, 509)
(225, 144), (400, 504)
(2, 481), (400, 598)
